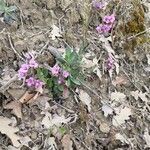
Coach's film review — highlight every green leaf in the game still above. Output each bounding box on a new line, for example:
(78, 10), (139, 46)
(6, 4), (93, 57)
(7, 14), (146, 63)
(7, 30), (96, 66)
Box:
(6, 5), (17, 12)
(46, 78), (53, 88)
(57, 84), (63, 92)
(59, 127), (67, 135)
(36, 68), (43, 77)
(36, 68), (49, 78)
(66, 78), (71, 87)
(70, 77), (81, 85)
(4, 12), (16, 23)
(0, 0), (6, 8)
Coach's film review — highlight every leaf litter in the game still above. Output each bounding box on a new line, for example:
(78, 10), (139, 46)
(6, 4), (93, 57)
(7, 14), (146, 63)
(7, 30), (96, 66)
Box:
(0, 0), (150, 149)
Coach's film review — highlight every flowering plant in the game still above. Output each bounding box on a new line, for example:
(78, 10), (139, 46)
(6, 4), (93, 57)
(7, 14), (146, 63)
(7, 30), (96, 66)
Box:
(96, 14), (115, 34)
(18, 48), (83, 96)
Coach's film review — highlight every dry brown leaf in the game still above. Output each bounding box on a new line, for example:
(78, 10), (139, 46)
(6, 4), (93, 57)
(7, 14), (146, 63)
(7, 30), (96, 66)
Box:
(112, 76), (128, 86)
(27, 92), (41, 104)
(30, 95), (50, 108)
(51, 25), (62, 40)
(111, 91), (126, 102)
(61, 134), (73, 150)
(19, 91), (36, 103)
(0, 116), (21, 147)
(112, 107), (132, 126)
(42, 113), (73, 128)
(115, 133), (129, 144)
(131, 90), (148, 102)
(102, 104), (113, 117)
(4, 101), (22, 118)
(7, 88), (26, 100)
(79, 89), (91, 112)
(144, 128), (150, 148)
(8, 136), (32, 149)
(44, 137), (57, 150)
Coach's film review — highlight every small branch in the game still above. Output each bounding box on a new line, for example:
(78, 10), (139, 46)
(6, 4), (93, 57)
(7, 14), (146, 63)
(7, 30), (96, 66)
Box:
(7, 34), (25, 61)
(38, 40), (49, 55)
(52, 101), (75, 113)
(124, 28), (150, 41)
(0, 74), (18, 93)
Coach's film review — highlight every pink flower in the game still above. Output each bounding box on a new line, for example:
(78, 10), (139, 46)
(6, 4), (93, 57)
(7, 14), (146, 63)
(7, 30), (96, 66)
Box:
(58, 76), (65, 84)
(18, 64), (29, 79)
(34, 80), (44, 89)
(50, 64), (60, 77)
(20, 64), (29, 73)
(103, 14), (115, 24)
(96, 24), (112, 33)
(62, 71), (70, 78)
(92, 1), (105, 9)
(26, 77), (44, 88)
(18, 71), (26, 79)
(106, 54), (115, 70)
(29, 59), (38, 68)
(26, 77), (35, 87)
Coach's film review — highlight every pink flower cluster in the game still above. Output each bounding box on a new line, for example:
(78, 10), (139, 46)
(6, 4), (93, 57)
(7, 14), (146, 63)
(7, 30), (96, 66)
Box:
(18, 52), (38, 79)
(18, 52), (43, 89)
(26, 77), (44, 89)
(92, 0), (105, 10)
(50, 64), (70, 84)
(106, 53), (115, 70)
(96, 14), (115, 34)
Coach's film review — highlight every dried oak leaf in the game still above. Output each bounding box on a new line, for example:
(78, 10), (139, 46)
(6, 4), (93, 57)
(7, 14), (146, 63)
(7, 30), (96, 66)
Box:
(79, 89), (91, 112)
(112, 76), (128, 86)
(112, 107), (132, 126)
(4, 101), (22, 118)
(0, 116), (21, 147)
(144, 128), (150, 148)
(18, 89), (42, 104)
(102, 104), (113, 117)
(42, 113), (73, 128)
(51, 25), (62, 40)
(111, 91), (126, 102)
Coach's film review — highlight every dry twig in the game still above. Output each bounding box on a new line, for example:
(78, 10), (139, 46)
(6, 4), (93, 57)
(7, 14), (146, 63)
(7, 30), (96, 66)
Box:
(7, 34), (25, 61)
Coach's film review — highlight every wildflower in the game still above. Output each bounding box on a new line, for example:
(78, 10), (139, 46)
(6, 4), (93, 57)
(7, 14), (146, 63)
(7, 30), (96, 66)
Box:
(18, 64), (29, 79)
(96, 24), (111, 33)
(18, 71), (26, 79)
(50, 64), (60, 77)
(29, 59), (38, 68)
(58, 76), (65, 84)
(26, 77), (35, 87)
(92, 1), (105, 9)
(34, 79), (44, 89)
(106, 53), (115, 70)
(103, 14), (115, 24)
(26, 77), (44, 88)
(20, 64), (29, 73)
(62, 70), (70, 78)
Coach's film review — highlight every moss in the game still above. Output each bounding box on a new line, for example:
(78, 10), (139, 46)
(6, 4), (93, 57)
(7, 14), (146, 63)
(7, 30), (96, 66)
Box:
(115, 0), (148, 55)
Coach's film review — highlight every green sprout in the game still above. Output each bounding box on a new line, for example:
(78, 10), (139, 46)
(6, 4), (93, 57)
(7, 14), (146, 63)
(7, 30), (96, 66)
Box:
(0, 0), (17, 23)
